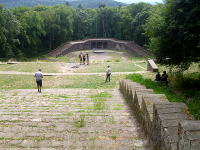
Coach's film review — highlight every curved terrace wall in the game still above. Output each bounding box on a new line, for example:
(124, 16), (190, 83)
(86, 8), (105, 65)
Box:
(48, 38), (148, 57)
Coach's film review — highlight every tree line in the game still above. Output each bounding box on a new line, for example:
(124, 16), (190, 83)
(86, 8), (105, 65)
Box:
(0, 0), (199, 67)
(0, 0), (126, 9)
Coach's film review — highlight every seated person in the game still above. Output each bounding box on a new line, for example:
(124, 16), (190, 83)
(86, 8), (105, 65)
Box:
(161, 71), (168, 84)
(155, 72), (161, 81)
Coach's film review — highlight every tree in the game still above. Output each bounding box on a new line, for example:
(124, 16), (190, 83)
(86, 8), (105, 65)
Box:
(0, 6), (21, 59)
(143, 4), (166, 54)
(19, 10), (46, 56)
(144, 0), (200, 68)
(128, 3), (152, 46)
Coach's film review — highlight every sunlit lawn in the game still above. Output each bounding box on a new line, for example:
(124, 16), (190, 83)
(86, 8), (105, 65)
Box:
(0, 61), (147, 73)
(0, 62), (62, 73)
(75, 61), (146, 73)
(0, 74), (125, 89)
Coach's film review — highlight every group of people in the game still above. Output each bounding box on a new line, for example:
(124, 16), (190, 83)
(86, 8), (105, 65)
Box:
(79, 52), (89, 65)
(155, 71), (168, 84)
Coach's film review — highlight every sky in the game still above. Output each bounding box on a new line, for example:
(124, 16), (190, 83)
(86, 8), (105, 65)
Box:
(115, 0), (163, 4)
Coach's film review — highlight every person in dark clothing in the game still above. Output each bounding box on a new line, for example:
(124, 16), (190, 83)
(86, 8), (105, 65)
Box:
(161, 71), (168, 85)
(79, 52), (83, 65)
(155, 72), (161, 81)
(83, 54), (86, 65)
(161, 71), (168, 81)
(86, 53), (89, 65)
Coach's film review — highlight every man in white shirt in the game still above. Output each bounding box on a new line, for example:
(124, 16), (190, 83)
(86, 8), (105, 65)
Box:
(106, 65), (111, 82)
(34, 69), (43, 93)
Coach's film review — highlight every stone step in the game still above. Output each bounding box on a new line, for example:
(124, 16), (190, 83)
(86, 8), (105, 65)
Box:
(0, 89), (150, 149)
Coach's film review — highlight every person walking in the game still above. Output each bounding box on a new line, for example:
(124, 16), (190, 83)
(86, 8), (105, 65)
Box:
(34, 69), (43, 93)
(86, 53), (89, 65)
(105, 65), (111, 82)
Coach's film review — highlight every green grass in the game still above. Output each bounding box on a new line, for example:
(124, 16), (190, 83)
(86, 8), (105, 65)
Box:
(0, 74), (124, 89)
(126, 74), (200, 119)
(75, 61), (145, 73)
(92, 98), (106, 110)
(89, 92), (111, 110)
(74, 115), (86, 128)
(90, 92), (112, 98)
(40, 56), (70, 63)
(0, 62), (62, 73)
(135, 61), (147, 68)
(57, 95), (69, 99)
(129, 56), (148, 61)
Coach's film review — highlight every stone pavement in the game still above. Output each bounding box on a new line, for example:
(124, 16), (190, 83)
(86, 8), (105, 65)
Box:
(0, 88), (151, 150)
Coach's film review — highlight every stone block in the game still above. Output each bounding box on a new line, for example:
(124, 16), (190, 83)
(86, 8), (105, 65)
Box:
(152, 103), (193, 150)
(164, 135), (178, 150)
(141, 94), (167, 135)
(147, 59), (158, 72)
(133, 90), (154, 125)
(178, 120), (200, 150)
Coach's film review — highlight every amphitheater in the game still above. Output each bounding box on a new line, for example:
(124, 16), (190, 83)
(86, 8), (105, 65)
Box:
(48, 38), (148, 57)
(0, 38), (199, 150)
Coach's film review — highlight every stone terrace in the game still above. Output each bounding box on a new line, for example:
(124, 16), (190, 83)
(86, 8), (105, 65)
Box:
(0, 89), (151, 150)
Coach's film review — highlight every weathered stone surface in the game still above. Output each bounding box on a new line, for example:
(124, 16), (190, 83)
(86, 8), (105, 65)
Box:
(119, 80), (200, 150)
(147, 59), (158, 72)
(178, 121), (200, 150)
(0, 88), (150, 150)
(152, 102), (193, 150)
(141, 94), (167, 135)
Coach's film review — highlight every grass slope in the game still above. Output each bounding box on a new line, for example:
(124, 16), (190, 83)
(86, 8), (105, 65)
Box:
(126, 74), (200, 120)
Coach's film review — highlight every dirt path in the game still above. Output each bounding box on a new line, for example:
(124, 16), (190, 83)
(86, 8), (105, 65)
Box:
(0, 71), (149, 76)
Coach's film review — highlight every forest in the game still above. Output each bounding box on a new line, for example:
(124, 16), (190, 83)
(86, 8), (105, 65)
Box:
(0, 0), (126, 8)
(0, 0), (199, 67)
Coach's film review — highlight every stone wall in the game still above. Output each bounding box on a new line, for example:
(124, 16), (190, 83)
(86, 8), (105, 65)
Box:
(147, 59), (158, 72)
(48, 38), (148, 57)
(119, 80), (199, 150)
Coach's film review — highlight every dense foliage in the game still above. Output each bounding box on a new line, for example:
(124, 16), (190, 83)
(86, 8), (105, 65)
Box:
(0, 0), (126, 8)
(144, 0), (200, 67)
(0, 3), (151, 58)
(0, 0), (200, 67)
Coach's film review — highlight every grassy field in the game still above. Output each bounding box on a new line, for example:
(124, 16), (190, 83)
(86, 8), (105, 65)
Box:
(75, 61), (145, 73)
(0, 62), (62, 73)
(0, 74), (125, 89)
(0, 50), (147, 73)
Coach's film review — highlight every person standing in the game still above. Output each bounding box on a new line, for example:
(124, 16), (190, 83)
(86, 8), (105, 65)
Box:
(105, 65), (111, 82)
(34, 69), (43, 93)
(79, 52), (83, 65)
(86, 53), (89, 65)
(83, 54), (86, 65)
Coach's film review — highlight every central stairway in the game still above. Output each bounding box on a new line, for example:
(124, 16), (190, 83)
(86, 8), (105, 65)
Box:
(0, 89), (151, 149)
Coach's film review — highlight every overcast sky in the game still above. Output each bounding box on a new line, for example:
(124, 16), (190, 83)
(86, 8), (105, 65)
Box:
(115, 0), (163, 4)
